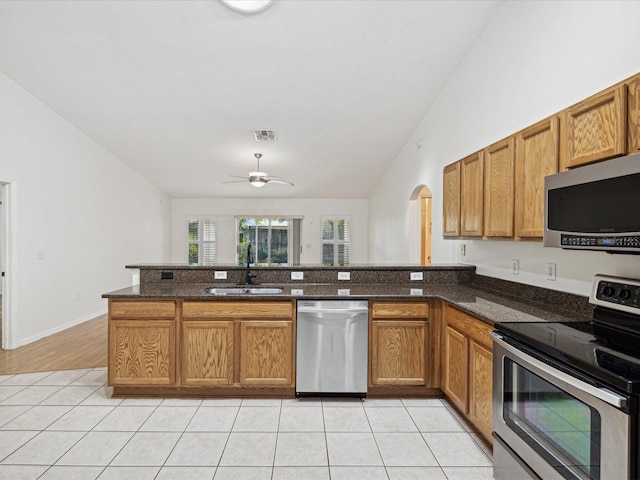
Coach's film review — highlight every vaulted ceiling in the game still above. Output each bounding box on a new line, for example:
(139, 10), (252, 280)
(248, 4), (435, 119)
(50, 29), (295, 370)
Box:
(0, 0), (501, 198)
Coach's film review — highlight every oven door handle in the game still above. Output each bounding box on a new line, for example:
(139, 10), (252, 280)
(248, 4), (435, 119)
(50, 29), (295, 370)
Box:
(491, 332), (629, 409)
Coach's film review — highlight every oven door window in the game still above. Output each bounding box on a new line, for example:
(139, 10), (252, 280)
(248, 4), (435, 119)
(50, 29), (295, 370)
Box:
(504, 358), (601, 480)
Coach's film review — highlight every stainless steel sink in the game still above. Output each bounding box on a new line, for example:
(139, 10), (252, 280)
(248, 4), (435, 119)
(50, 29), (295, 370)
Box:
(202, 287), (284, 295)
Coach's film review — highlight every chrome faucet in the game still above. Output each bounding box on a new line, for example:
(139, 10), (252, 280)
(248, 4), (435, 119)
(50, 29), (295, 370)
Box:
(243, 244), (257, 285)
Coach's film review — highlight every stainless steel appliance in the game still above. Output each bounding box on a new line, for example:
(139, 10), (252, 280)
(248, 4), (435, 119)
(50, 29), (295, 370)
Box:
(544, 152), (640, 253)
(493, 274), (640, 480)
(296, 300), (368, 396)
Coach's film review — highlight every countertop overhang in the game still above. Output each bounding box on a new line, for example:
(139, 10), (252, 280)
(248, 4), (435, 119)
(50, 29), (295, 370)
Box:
(103, 282), (589, 327)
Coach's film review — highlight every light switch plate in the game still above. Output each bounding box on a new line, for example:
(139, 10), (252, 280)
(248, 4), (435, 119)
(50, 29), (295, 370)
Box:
(410, 272), (423, 281)
(291, 271), (304, 280)
(214, 271), (228, 280)
(338, 272), (351, 281)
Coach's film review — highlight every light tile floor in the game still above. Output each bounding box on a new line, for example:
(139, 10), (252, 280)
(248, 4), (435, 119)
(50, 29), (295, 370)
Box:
(0, 368), (493, 479)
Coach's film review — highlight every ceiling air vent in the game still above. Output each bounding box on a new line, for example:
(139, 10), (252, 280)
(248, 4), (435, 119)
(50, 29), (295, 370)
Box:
(253, 130), (278, 142)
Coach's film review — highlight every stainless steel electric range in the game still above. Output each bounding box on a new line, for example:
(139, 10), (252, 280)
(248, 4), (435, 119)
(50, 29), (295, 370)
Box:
(492, 274), (640, 480)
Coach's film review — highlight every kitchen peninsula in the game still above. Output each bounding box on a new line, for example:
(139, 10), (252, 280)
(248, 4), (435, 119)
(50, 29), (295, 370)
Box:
(103, 264), (591, 445)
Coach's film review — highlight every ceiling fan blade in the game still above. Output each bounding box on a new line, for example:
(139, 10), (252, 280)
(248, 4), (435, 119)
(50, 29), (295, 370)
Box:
(223, 180), (249, 184)
(229, 175), (249, 180)
(266, 178), (294, 186)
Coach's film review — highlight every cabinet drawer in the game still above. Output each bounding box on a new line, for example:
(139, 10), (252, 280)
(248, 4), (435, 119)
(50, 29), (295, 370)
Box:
(110, 301), (176, 319)
(445, 304), (493, 348)
(371, 302), (429, 319)
(183, 301), (293, 319)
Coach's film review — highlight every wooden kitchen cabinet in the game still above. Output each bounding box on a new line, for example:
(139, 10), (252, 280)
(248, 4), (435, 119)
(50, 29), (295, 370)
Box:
(239, 320), (294, 386)
(560, 84), (627, 170)
(443, 161), (461, 237)
(442, 303), (494, 444)
(443, 324), (468, 411)
(370, 301), (429, 386)
(514, 116), (559, 238)
(181, 320), (234, 386)
(469, 339), (493, 441)
(108, 300), (177, 386)
(182, 300), (295, 388)
(460, 151), (484, 237)
(627, 74), (640, 154)
(483, 137), (515, 237)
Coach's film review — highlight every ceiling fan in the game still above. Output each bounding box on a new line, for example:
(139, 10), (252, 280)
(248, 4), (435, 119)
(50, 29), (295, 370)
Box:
(224, 153), (294, 188)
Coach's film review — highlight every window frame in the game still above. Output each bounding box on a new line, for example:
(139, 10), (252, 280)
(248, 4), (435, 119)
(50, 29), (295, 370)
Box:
(321, 216), (351, 266)
(235, 217), (301, 266)
(187, 217), (216, 265)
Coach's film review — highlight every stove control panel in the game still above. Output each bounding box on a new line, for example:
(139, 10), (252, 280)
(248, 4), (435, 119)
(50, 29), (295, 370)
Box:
(591, 274), (640, 314)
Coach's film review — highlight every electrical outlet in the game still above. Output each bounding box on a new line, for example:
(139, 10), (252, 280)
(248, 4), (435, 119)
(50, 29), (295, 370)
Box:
(460, 243), (466, 256)
(291, 271), (304, 280)
(291, 289), (304, 296)
(410, 288), (424, 296)
(410, 272), (423, 281)
(37, 250), (45, 260)
(512, 259), (519, 275)
(547, 263), (556, 281)
(338, 272), (351, 281)
(214, 271), (228, 280)
(338, 289), (351, 296)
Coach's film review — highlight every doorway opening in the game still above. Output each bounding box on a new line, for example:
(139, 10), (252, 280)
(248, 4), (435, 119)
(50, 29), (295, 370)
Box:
(410, 185), (432, 266)
(0, 182), (15, 350)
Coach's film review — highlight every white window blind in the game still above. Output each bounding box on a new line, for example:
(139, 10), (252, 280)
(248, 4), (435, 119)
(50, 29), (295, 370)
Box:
(322, 216), (350, 266)
(188, 218), (216, 265)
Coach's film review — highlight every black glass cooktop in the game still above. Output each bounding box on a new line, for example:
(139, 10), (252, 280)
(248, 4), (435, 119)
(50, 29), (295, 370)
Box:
(495, 320), (640, 394)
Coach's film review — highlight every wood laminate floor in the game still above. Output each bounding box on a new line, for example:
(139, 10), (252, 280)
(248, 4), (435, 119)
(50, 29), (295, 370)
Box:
(0, 315), (107, 375)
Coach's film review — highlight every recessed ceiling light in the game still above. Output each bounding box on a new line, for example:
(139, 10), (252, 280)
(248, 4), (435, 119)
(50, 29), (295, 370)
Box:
(220, 0), (275, 14)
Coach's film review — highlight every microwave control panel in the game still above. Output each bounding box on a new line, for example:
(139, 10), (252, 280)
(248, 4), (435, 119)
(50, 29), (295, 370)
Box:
(561, 234), (640, 249)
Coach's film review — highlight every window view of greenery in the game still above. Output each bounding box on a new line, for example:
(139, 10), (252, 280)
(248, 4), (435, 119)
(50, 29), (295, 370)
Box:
(188, 218), (216, 265)
(237, 218), (289, 266)
(322, 217), (350, 266)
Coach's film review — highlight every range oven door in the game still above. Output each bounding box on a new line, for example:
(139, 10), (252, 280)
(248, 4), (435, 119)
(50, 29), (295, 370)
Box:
(492, 332), (632, 480)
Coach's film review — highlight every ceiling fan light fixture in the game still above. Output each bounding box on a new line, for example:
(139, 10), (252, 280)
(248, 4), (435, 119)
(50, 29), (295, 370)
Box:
(220, 0), (274, 14)
(249, 174), (267, 188)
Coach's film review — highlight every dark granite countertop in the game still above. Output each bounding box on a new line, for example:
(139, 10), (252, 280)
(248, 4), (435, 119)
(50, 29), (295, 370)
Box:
(103, 282), (589, 326)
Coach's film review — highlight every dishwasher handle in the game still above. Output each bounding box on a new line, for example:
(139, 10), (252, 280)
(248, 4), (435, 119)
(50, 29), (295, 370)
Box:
(297, 306), (369, 314)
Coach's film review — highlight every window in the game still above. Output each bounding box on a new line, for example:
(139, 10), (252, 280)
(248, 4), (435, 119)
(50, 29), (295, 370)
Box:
(322, 217), (350, 266)
(236, 217), (301, 266)
(188, 218), (216, 265)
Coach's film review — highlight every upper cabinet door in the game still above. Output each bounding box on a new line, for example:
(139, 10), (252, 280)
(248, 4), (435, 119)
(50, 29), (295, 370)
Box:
(627, 74), (640, 154)
(483, 137), (515, 237)
(442, 161), (461, 237)
(514, 116), (559, 238)
(460, 151), (484, 237)
(560, 84), (627, 169)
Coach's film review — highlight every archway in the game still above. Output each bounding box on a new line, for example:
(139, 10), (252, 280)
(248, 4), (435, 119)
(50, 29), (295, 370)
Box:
(409, 185), (432, 266)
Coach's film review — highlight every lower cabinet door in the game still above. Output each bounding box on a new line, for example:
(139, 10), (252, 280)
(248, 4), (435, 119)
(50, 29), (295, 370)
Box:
(182, 320), (234, 386)
(469, 340), (493, 441)
(371, 320), (427, 385)
(443, 325), (469, 413)
(239, 320), (294, 386)
(109, 319), (176, 386)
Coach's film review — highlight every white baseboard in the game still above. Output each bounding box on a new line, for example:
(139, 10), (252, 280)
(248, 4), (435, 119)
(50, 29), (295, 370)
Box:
(13, 309), (107, 350)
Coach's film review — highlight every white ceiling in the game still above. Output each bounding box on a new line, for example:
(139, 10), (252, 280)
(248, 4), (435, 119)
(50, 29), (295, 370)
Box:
(0, 0), (501, 199)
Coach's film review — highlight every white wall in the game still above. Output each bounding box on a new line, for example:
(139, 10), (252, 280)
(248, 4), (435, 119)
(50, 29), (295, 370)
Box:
(368, 1), (640, 296)
(0, 73), (171, 348)
(172, 198), (368, 265)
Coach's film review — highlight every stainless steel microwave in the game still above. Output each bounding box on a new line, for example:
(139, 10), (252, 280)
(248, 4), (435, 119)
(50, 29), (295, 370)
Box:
(544, 152), (640, 254)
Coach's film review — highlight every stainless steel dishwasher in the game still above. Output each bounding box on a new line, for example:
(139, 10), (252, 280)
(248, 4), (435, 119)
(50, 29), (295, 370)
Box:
(296, 300), (369, 396)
